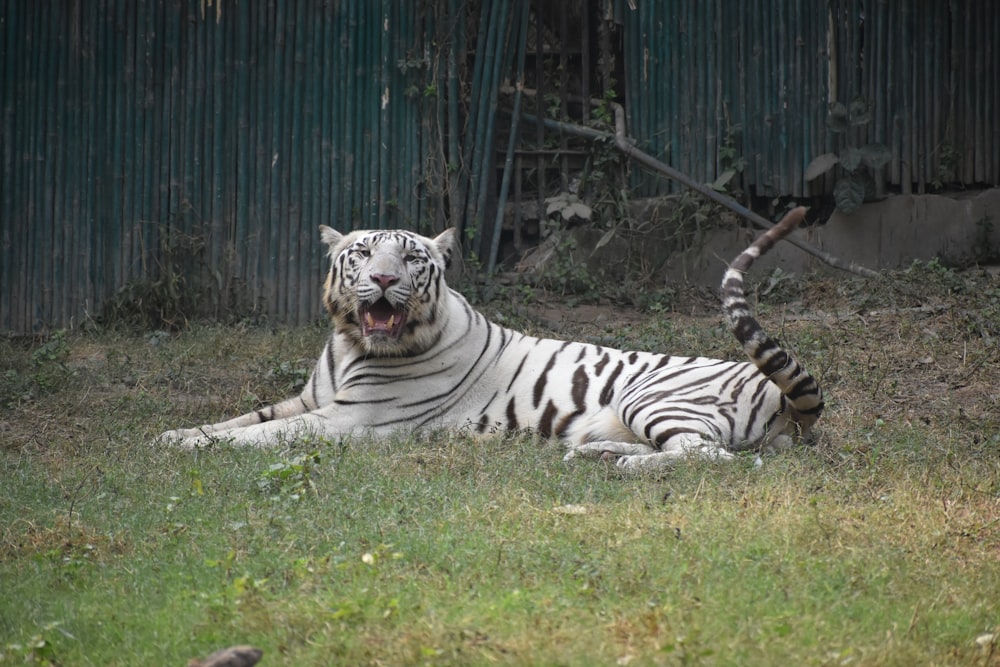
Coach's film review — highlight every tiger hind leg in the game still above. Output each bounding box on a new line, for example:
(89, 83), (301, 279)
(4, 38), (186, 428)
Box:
(562, 440), (657, 462)
(564, 434), (734, 473)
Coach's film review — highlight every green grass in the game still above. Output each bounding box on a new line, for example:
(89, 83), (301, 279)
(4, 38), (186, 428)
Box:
(2, 267), (999, 665)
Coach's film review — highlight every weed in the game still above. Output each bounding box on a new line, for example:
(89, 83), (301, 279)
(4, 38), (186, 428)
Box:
(256, 451), (322, 500)
(974, 215), (998, 264)
(1, 622), (69, 666)
(932, 124), (961, 190)
(757, 267), (802, 301)
(101, 216), (207, 330)
(903, 257), (969, 296)
(806, 97), (892, 214)
(0, 330), (71, 406)
(714, 104), (748, 194)
(265, 359), (311, 394)
(534, 233), (602, 299)
(29, 329), (71, 392)
(100, 205), (258, 330)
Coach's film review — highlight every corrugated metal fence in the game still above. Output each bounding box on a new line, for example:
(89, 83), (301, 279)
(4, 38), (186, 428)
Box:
(623, 0), (998, 197)
(0, 0), (531, 334)
(0, 0), (440, 332)
(2, 0), (997, 334)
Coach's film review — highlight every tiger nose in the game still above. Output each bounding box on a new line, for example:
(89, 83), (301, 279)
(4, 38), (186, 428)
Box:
(370, 273), (399, 290)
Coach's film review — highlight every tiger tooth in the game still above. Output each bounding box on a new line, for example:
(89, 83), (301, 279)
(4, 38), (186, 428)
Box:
(387, 314), (395, 328)
(365, 312), (375, 328)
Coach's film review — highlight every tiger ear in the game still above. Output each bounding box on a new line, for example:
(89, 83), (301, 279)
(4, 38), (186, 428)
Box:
(432, 227), (457, 268)
(319, 225), (343, 253)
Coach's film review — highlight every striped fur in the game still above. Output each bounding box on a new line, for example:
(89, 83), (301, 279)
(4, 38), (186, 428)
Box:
(159, 208), (822, 472)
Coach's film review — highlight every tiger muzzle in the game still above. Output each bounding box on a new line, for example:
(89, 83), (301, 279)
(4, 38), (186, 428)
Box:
(360, 297), (407, 339)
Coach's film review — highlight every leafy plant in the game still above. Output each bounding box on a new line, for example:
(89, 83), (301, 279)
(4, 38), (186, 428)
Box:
(806, 98), (892, 215)
(591, 88), (618, 128)
(30, 329), (71, 393)
(534, 233), (601, 300)
(713, 107), (747, 193)
(933, 138), (961, 189)
(1, 622), (67, 666)
(257, 451), (321, 500)
(1, 330), (72, 406)
(266, 359), (311, 394)
(974, 215), (998, 264)
(100, 204), (259, 330)
(544, 193), (593, 224)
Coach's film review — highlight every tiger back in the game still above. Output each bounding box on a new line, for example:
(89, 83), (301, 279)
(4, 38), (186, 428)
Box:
(158, 207), (823, 473)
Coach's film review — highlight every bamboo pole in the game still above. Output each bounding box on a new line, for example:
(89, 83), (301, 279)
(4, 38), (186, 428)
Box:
(344, 0), (358, 230)
(376, 0), (389, 229)
(446, 0), (463, 234)
(489, 0), (529, 275)
(294, 0), (312, 321)
(0, 3), (15, 328)
(234, 2), (251, 304)
(464, 0), (502, 250)
(473, 0), (512, 259)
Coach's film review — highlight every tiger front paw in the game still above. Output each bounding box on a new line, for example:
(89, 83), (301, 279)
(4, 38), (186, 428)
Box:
(153, 428), (219, 449)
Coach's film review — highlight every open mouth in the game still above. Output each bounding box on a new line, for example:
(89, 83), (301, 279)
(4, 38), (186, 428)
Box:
(360, 298), (407, 339)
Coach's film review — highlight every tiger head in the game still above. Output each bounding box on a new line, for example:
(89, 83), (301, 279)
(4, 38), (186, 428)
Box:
(319, 226), (456, 356)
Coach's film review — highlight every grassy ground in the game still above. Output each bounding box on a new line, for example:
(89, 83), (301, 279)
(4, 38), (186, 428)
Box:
(1, 262), (998, 666)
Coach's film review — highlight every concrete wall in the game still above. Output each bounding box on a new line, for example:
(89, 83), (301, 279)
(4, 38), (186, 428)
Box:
(664, 189), (1000, 285)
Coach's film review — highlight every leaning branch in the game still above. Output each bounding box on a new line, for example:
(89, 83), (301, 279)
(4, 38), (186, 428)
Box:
(517, 100), (879, 278)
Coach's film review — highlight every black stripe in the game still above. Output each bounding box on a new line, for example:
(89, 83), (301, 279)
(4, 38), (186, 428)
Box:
(599, 360), (624, 406)
(571, 366), (589, 411)
(506, 353), (528, 393)
(311, 372), (322, 408)
(553, 366), (591, 439)
(743, 378), (774, 434)
(653, 355), (672, 370)
(537, 400), (558, 437)
(759, 350), (791, 377)
(784, 375), (820, 400)
(326, 341), (337, 387)
(334, 397), (397, 406)
(532, 351), (558, 409)
(733, 315), (759, 344)
(797, 401), (825, 416)
(475, 414), (490, 434)
(594, 351), (610, 375)
(506, 397), (519, 430)
(722, 275), (744, 291)
(555, 413), (579, 439)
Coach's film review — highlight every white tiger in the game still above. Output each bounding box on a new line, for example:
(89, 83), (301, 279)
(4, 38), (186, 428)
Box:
(158, 207), (823, 472)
